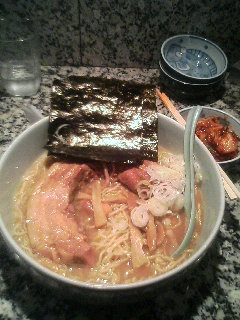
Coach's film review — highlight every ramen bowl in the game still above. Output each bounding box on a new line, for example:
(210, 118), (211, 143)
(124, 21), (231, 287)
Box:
(0, 115), (225, 302)
(160, 34), (228, 84)
(180, 107), (240, 164)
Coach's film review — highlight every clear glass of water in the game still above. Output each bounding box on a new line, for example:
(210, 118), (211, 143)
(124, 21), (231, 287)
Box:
(0, 18), (41, 96)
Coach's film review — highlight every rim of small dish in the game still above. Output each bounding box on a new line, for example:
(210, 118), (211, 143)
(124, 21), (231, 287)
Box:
(0, 115), (225, 292)
(161, 34), (228, 81)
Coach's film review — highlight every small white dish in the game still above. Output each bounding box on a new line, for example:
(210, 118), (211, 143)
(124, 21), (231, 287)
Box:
(161, 34), (228, 83)
(180, 107), (240, 164)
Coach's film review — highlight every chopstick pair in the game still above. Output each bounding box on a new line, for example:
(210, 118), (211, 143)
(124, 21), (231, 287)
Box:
(156, 89), (240, 200)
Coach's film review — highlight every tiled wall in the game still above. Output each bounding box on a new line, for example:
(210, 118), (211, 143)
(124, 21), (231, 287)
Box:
(0, 0), (80, 65)
(1, 0), (239, 67)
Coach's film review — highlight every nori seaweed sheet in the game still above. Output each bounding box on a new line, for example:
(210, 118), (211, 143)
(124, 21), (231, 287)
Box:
(45, 76), (157, 162)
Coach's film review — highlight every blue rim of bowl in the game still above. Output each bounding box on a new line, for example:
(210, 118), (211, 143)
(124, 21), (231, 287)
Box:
(179, 107), (240, 164)
(161, 34), (228, 81)
(159, 59), (225, 87)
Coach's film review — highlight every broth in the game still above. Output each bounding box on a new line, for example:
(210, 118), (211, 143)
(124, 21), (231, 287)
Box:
(13, 152), (203, 285)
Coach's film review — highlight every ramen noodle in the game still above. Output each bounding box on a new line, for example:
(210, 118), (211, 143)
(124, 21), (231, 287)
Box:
(13, 151), (203, 285)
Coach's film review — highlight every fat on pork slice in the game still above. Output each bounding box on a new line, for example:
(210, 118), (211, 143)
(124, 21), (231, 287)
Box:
(26, 162), (96, 266)
(118, 167), (150, 192)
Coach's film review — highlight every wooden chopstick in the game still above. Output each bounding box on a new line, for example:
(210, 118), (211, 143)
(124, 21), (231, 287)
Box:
(156, 90), (186, 126)
(219, 166), (240, 199)
(156, 88), (240, 200)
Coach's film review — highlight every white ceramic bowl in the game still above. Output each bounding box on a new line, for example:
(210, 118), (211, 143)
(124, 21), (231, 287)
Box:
(180, 107), (240, 164)
(160, 34), (228, 83)
(158, 59), (224, 99)
(0, 115), (225, 301)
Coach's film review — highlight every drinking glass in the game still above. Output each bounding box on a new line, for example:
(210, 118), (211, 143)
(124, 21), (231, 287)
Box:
(0, 18), (41, 96)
